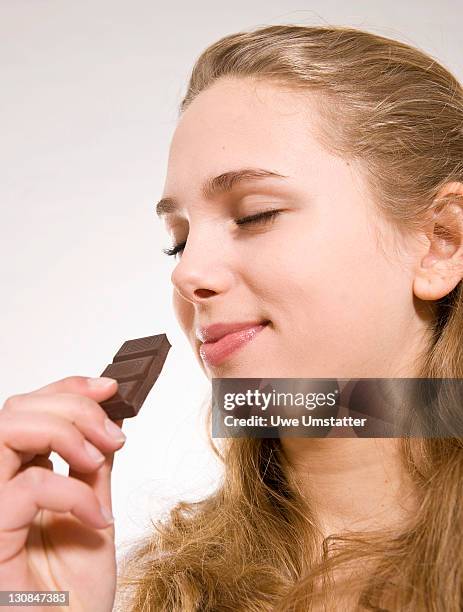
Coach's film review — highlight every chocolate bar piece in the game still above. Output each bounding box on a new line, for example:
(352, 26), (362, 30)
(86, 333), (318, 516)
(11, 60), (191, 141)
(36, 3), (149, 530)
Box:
(99, 333), (171, 420)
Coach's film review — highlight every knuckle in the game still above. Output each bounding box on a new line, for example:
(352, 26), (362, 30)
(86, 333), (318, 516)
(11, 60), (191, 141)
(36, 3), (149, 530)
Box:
(69, 392), (105, 420)
(0, 413), (16, 446)
(19, 466), (47, 489)
(70, 393), (99, 418)
(0, 444), (14, 463)
(52, 392), (94, 420)
(62, 375), (89, 387)
(2, 394), (23, 413)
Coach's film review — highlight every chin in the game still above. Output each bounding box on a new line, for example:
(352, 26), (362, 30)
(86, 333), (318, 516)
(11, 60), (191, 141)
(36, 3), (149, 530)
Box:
(209, 360), (275, 379)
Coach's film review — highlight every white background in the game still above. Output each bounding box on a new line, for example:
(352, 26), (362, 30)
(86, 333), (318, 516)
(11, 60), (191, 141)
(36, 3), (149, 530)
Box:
(1, 0), (462, 557)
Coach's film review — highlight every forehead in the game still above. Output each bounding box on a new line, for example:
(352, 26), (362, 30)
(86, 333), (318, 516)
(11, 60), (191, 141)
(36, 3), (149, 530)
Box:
(163, 78), (324, 191)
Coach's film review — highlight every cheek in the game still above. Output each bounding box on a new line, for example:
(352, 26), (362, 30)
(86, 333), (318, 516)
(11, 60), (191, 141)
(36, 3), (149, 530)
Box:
(172, 291), (194, 333)
(248, 212), (394, 328)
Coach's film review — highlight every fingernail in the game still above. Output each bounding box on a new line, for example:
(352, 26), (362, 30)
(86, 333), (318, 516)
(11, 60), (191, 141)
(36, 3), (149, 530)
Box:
(83, 440), (105, 463)
(87, 377), (117, 389)
(100, 505), (114, 525)
(104, 417), (126, 443)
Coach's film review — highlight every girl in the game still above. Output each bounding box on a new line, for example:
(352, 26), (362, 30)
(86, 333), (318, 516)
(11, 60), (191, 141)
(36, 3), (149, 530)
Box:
(1, 25), (462, 611)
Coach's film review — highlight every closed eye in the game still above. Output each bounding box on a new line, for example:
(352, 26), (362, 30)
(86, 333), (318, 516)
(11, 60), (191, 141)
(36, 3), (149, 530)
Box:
(162, 209), (283, 257)
(235, 208), (282, 227)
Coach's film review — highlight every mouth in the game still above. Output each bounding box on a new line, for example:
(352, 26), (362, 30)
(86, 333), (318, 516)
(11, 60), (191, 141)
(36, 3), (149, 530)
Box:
(198, 320), (270, 368)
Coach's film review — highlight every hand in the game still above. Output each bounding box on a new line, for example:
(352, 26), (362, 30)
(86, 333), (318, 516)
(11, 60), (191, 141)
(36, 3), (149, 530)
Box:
(0, 376), (125, 612)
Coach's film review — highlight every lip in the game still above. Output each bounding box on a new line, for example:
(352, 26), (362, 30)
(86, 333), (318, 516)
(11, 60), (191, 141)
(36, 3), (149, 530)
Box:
(196, 320), (269, 343)
(198, 320), (269, 367)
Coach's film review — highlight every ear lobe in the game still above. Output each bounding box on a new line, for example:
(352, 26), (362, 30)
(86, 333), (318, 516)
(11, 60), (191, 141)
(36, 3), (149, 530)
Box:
(413, 199), (463, 301)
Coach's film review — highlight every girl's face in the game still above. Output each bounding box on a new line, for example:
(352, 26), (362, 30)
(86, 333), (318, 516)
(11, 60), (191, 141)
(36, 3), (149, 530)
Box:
(158, 78), (432, 379)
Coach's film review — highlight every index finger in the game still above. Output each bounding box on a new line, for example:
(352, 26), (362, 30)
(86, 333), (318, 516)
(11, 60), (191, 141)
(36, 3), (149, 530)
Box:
(28, 375), (117, 398)
(21, 376), (121, 428)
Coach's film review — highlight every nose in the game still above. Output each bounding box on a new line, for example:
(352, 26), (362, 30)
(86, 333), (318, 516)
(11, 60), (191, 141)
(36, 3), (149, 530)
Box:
(170, 231), (235, 304)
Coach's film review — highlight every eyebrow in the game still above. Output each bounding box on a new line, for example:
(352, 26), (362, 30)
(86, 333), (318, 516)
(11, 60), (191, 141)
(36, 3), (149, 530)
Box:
(155, 167), (289, 218)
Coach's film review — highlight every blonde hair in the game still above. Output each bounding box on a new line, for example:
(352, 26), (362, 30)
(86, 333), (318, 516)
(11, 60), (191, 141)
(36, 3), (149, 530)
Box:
(117, 24), (463, 610)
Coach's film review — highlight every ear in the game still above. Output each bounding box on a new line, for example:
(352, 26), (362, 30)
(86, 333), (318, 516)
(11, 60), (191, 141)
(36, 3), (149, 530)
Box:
(413, 182), (463, 301)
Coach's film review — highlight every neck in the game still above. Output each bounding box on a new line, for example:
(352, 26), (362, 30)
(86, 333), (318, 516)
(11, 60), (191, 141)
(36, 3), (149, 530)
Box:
(280, 436), (419, 539)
